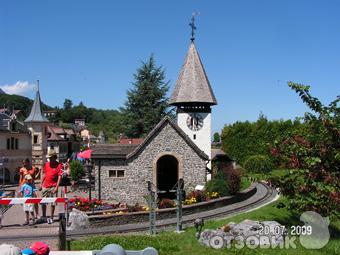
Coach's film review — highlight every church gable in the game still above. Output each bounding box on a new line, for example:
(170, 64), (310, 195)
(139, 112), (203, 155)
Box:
(127, 116), (208, 160)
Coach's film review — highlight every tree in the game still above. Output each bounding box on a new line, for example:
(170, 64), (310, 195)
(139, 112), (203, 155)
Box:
(213, 132), (221, 143)
(221, 115), (304, 165)
(70, 160), (85, 182)
(63, 99), (73, 110)
(270, 82), (339, 217)
(122, 55), (170, 138)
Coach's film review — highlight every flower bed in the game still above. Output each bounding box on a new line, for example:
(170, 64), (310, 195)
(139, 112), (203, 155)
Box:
(69, 189), (223, 213)
(68, 197), (148, 213)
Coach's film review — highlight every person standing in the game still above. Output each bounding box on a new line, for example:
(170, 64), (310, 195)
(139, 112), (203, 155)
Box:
(19, 174), (38, 225)
(40, 150), (62, 224)
(19, 158), (40, 219)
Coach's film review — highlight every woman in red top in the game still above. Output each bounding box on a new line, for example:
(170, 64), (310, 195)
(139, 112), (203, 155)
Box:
(40, 150), (62, 224)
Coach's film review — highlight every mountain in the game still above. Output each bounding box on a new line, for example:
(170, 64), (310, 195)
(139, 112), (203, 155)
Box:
(0, 88), (6, 95)
(0, 93), (53, 119)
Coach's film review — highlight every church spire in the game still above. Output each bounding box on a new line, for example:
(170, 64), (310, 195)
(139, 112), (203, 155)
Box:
(24, 80), (49, 123)
(169, 42), (217, 106)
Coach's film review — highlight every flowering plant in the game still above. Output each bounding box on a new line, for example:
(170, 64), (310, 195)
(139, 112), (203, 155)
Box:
(158, 198), (176, 209)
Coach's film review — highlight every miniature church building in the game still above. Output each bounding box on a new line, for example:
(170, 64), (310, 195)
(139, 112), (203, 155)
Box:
(93, 37), (217, 204)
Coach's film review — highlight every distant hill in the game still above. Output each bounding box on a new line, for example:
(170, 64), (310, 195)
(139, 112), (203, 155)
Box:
(0, 88), (6, 95)
(0, 93), (53, 119)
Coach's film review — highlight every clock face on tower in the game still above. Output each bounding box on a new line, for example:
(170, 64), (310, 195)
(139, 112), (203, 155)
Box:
(187, 113), (204, 131)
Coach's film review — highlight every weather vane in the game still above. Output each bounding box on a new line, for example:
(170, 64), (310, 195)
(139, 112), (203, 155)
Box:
(189, 12), (200, 41)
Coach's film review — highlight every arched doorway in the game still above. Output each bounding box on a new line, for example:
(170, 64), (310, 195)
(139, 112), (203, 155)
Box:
(156, 155), (178, 199)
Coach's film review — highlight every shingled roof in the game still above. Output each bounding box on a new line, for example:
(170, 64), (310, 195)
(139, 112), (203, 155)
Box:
(24, 90), (49, 123)
(91, 144), (139, 159)
(169, 42), (217, 106)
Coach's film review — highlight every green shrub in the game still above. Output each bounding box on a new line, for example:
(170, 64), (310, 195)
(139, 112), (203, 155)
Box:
(205, 171), (229, 197)
(70, 160), (85, 181)
(244, 155), (273, 173)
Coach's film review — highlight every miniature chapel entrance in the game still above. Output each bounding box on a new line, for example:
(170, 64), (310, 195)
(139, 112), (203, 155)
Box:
(156, 155), (178, 199)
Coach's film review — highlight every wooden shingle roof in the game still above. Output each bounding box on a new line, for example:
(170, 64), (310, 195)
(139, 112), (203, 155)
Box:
(24, 90), (49, 123)
(169, 42), (217, 106)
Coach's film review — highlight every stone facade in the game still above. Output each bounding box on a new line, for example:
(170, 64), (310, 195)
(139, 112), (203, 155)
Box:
(94, 118), (208, 205)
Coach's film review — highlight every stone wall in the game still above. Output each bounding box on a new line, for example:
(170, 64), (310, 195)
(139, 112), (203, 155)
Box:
(94, 121), (207, 204)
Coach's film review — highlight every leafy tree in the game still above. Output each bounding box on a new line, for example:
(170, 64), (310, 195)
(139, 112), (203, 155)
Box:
(70, 160), (85, 181)
(244, 155), (273, 173)
(121, 55), (170, 138)
(221, 114), (304, 165)
(213, 132), (221, 143)
(270, 82), (339, 217)
(63, 99), (73, 110)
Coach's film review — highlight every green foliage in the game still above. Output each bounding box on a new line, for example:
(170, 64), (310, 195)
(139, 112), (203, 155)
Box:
(244, 155), (273, 173)
(213, 132), (220, 143)
(205, 171), (229, 196)
(121, 55), (170, 138)
(270, 82), (340, 218)
(221, 114), (305, 166)
(70, 160), (85, 181)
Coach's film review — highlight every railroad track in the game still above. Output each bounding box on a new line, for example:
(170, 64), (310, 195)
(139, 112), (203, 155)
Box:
(0, 182), (277, 243)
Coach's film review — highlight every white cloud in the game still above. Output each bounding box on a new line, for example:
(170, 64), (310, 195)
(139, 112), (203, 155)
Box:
(0, 81), (35, 96)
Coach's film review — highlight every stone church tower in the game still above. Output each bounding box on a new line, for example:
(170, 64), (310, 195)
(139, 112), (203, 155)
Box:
(169, 41), (217, 170)
(24, 81), (49, 171)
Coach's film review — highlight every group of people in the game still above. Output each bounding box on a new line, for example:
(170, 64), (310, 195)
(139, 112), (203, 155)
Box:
(0, 242), (50, 255)
(0, 150), (67, 227)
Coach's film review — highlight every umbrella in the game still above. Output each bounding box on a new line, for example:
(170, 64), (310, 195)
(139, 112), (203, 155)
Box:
(77, 149), (92, 159)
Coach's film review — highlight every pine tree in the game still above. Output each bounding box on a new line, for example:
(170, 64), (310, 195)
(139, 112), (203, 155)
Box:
(122, 55), (170, 138)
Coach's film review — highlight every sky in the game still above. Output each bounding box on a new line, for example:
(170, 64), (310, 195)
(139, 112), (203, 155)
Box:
(1, 0), (339, 133)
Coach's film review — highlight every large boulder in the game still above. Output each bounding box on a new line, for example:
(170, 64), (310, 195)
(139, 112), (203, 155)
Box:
(67, 208), (90, 231)
(198, 219), (286, 249)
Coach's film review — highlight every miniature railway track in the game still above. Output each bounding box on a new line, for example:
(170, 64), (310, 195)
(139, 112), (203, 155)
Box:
(0, 182), (277, 243)
(66, 182), (277, 239)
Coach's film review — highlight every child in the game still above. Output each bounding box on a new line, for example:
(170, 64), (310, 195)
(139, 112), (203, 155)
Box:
(0, 190), (6, 228)
(19, 174), (38, 226)
(22, 242), (50, 255)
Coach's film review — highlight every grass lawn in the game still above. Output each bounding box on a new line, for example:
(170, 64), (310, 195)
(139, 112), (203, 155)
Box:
(71, 197), (340, 254)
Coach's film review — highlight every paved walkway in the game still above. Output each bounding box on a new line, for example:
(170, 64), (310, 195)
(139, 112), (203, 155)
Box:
(0, 186), (89, 250)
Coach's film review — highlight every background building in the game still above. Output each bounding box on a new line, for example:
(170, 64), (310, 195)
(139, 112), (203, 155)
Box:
(0, 112), (31, 183)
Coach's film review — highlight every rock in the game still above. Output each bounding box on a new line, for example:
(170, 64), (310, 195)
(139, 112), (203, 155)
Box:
(67, 208), (90, 231)
(198, 220), (286, 248)
(199, 229), (234, 249)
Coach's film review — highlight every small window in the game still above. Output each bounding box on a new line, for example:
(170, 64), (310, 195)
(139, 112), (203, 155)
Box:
(7, 138), (10, 150)
(11, 137), (14, 149)
(50, 143), (54, 150)
(15, 138), (18, 150)
(33, 135), (38, 144)
(109, 170), (125, 178)
(117, 170), (124, 178)
(193, 134), (196, 140)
